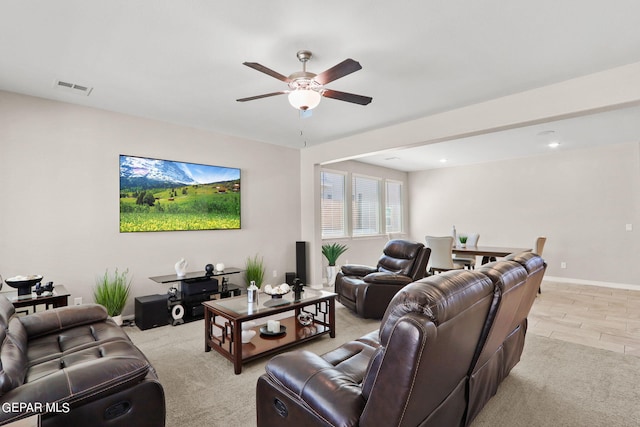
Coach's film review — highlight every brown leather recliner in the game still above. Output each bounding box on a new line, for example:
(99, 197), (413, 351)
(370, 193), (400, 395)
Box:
(257, 268), (497, 427)
(256, 253), (547, 427)
(334, 239), (431, 318)
(0, 296), (165, 426)
(464, 251), (546, 426)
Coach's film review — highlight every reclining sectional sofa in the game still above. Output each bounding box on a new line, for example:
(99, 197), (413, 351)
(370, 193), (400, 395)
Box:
(0, 297), (165, 426)
(256, 251), (546, 427)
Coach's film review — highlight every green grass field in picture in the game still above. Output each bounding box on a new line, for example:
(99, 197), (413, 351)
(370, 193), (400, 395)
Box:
(119, 155), (241, 232)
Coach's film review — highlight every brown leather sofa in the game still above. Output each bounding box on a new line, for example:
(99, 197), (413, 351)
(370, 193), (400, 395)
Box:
(256, 252), (546, 427)
(0, 296), (165, 426)
(334, 239), (431, 319)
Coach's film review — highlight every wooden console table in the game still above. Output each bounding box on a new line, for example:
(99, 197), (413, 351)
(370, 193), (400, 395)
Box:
(204, 289), (336, 374)
(4, 285), (70, 312)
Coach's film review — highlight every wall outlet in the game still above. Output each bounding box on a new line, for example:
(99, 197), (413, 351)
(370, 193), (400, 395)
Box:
(560, 262), (567, 269)
(74, 297), (82, 305)
(626, 224), (633, 231)
(272, 270), (278, 278)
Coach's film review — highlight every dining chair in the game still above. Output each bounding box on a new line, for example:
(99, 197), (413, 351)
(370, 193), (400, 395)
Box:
(425, 236), (465, 274)
(453, 232), (480, 269)
(534, 236), (547, 256)
(534, 236), (546, 293)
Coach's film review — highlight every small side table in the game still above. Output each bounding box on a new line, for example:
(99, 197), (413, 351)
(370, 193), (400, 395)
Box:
(4, 285), (70, 312)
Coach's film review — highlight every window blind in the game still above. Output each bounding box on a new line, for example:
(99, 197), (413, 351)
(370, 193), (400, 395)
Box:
(385, 180), (403, 233)
(352, 175), (380, 236)
(321, 171), (346, 238)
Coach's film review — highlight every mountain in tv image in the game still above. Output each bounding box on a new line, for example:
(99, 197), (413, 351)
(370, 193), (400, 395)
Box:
(120, 156), (203, 189)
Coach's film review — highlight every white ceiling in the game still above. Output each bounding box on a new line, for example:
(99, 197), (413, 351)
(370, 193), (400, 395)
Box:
(358, 104), (640, 171)
(2, 1), (640, 168)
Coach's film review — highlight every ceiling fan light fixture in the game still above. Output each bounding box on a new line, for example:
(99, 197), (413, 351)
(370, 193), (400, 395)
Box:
(288, 88), (321, 111)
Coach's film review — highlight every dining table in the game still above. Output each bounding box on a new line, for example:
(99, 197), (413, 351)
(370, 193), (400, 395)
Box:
(451, 245), (532, 265)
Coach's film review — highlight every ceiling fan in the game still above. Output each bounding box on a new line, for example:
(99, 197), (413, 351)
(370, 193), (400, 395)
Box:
(236, 50), (373, 111)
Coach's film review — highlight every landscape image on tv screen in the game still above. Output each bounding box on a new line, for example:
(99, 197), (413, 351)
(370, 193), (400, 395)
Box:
(119, 155), (240, 232)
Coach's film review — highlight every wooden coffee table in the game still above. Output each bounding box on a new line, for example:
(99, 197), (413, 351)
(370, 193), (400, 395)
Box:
(203, 289), (336, 374)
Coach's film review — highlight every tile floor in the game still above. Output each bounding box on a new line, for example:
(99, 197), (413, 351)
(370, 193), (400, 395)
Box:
(529, 280), (640, 357)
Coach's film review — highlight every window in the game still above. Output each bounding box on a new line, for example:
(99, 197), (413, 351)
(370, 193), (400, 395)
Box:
(321, 168), (404, 239)
(320, 171), (346, 238)
(352, 175), (380, 236)
(385, 180), (403, 233)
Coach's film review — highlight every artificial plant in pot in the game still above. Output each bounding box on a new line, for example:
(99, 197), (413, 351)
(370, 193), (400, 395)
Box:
(94, 268), (131, 326)
(322, 243), (348, 287)
(244, 254), (265, 289)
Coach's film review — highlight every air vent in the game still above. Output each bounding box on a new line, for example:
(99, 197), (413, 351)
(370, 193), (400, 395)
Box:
(54, 79), (93, 96)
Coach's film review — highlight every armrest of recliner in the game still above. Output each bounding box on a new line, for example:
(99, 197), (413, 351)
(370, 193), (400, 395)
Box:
(18, 304), (109, 339)
(264, 350), (365, 426)
(340, 264), (377, 277)
(363, 272), (413, 286)
(0, 353), (149, 424)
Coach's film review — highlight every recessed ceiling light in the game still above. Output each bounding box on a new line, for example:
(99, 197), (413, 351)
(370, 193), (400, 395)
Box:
(439, 158), (447, 163)
(548, 141), (561, 148)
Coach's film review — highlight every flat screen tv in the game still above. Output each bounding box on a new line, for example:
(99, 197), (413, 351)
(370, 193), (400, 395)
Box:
(119, 155), (240, 232)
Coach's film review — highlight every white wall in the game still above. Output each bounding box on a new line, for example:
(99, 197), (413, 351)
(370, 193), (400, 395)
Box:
(408, 142), (640, 286)
(0, 91), (302, 315)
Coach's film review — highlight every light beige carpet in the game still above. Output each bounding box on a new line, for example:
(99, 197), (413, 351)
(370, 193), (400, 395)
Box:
(127, 304), (640, 427)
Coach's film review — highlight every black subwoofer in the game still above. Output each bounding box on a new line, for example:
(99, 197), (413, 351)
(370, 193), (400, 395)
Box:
(135, 294), (169, 330)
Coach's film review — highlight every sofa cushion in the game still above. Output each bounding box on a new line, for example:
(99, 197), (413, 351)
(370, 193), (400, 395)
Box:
(363, 272), (413, 286)
(321, 340), (379, 383)
(505, 251), (546, 274)
(25, 320), (131, 366)
(340, 265), (377, 277)
(379, 270), (494, 346)
(18, 304), (108, 339)
(377, 240), (424, 276)
(25, 339), (151, 384)
(0, 318), (29, 396)
(0, 296), (16, 329)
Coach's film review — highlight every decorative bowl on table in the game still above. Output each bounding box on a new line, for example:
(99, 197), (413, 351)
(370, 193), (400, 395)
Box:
(263, 283), (291, 299)
(6, 275), (43, 296)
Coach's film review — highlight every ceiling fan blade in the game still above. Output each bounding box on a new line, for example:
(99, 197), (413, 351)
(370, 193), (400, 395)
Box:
(322, 89), (372, 106)
(236, 91), (287, 102)
(315, 59), (362, 85)
(243, 62), (291, 82)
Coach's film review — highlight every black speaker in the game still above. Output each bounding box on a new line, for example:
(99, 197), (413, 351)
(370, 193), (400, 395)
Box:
(296, 241), (307, 285)
(285, 272), (296, 286)
(135, 294), (169, 330)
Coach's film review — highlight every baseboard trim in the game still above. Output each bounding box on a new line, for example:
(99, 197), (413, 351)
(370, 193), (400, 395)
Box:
(544, 275), (640, 291)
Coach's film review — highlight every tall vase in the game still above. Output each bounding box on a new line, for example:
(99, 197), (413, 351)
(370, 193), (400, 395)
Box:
(326, 266), (337, 287)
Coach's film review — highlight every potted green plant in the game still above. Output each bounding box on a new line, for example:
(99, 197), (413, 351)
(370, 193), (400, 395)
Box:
(244, 254), (265, 289)
(94, 268), (131, 326)
(459, 235), (468, 248)
(322, 243), (348, 286)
